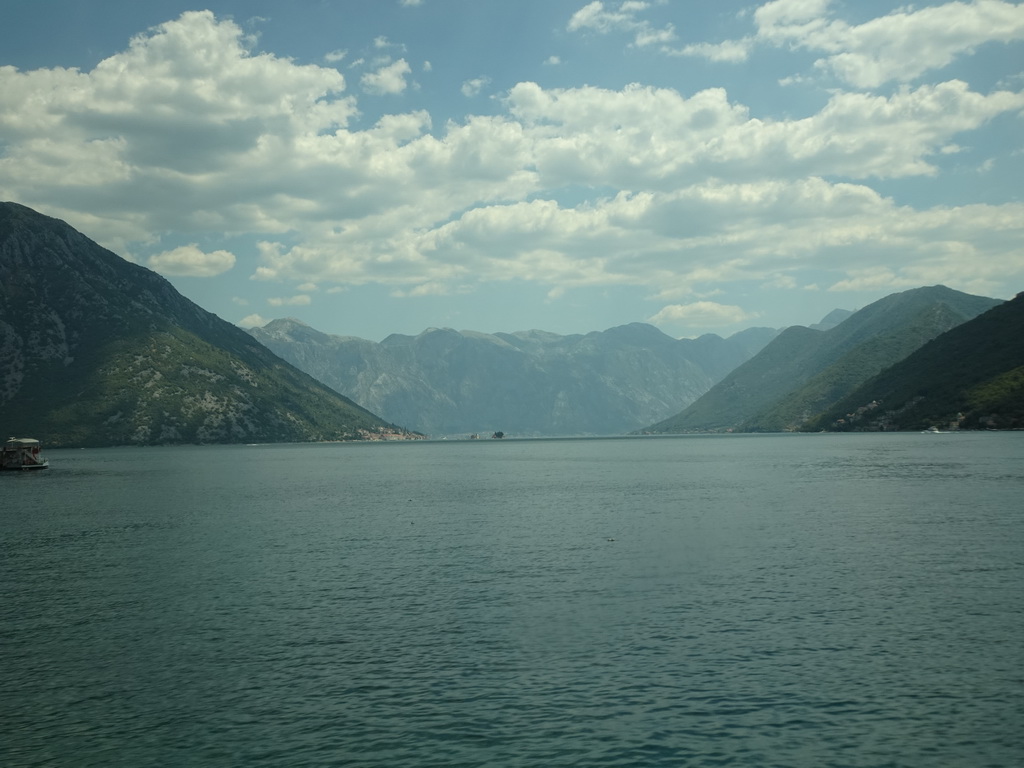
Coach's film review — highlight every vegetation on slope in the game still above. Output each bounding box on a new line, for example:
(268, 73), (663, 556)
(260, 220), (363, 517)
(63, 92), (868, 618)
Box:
(807, 292), (1024, 431)
(646, 286), (1001, 433)
(742, 302), (976, 431)
(646, 325), (824, 433)
(1, 202), (400, 446)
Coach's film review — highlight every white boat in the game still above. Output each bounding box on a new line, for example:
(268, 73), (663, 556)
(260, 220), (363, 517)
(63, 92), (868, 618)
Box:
(1, 437), (49, 470)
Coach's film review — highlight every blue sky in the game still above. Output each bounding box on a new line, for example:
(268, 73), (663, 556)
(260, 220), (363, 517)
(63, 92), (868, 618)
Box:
(2, 1), (1022, 340)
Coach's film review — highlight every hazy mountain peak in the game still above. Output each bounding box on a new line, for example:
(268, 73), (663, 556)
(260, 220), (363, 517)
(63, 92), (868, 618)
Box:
(600, 322), (677, 345)
(266, 317), (309, 329)
(809, 309), (854, 331)
(247, 316), (779, 436)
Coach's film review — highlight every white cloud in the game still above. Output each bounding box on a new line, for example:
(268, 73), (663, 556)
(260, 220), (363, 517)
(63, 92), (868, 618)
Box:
(503, 80), (1024, 183)
(268, 295), (313, 307)
(361, 58), (412, 94)
(681, 0), (1024, 88)
(390, 281), (467, 297)
(0, 10), (355, 249)
(569, 1), (644, 33)
(827, 267), (907, 292)
(648, 302), (757, 328)
(461, 76), (491, 97)
(147, 245), (236, 277)
(237, 313), (267, 328)
(325, 49), (347, 63)
(251, 266), (277, 282)
(673, 38), (753, 63)
(400, 0), (423, 6)
(634, 25), (677, 47)
(1, 9), (1021, 318)
(569, 1), (621, 33)
(363, 175), (1024, 302)
(568, 1), (676, 48)
(754, 0), (831, 30)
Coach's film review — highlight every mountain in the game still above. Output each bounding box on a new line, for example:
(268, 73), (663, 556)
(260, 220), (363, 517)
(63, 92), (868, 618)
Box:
(807, 292), (1024, 431)
(0, 202), (404, 447)
(247, 319), (780, 436)
(809, 308), (854, 331)
(645, 286), (1002, 433)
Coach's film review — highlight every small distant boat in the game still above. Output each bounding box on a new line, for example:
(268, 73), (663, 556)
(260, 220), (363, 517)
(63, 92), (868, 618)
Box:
(1, 437), (49, 470)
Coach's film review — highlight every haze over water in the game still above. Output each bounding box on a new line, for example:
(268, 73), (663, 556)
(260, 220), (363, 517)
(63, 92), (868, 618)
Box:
(3, 433), (1022, 767)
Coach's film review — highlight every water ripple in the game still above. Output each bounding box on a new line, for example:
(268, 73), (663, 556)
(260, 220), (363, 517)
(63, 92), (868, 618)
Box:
(3, 435), (1024, 766)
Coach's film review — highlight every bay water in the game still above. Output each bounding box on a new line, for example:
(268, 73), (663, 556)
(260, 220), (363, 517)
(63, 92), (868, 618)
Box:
(2, 433), (1022, 767)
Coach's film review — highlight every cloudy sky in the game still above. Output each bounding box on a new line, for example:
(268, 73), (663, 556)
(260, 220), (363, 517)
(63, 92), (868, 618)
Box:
(2, 1), (1022, 340)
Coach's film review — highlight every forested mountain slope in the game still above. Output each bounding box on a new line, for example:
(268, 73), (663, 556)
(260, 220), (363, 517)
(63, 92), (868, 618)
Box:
(0, 202), (400, 446)
(645, 286), (1001, 433)
(809, 292), (1024, 431)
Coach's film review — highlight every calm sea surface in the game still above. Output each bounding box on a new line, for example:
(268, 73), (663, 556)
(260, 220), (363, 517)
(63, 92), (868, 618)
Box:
(2, 433), (1022, 767)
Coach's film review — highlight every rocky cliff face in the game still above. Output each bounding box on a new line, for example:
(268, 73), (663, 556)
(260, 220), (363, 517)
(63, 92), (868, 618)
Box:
(0, 202), (397, 446)
(248, 319), (779, 436)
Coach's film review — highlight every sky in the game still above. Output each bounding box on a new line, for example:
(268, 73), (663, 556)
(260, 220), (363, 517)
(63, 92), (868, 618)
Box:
(2, 1), (1023, 341)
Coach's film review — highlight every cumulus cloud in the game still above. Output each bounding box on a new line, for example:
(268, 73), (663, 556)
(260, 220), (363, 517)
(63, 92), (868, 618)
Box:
(0, 9), (1021, 316)
(147, 245), (236, 277)
(679, 0), (1024, 88)
(568, 1), (676, 48)
(673, 39), (752, 63)
(268, 295), (313, 307)
(0, 10), (354, 249)
(361, 58), (412, 94)
(503, 80), (1024, 182)
(237, 314), (267, 328)
(461, 76), (491, 97)
(648, 301), (758, 328)
(390, 281), (469, 298)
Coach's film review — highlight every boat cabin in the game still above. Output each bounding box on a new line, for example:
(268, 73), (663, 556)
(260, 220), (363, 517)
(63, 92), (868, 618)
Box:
(1, 437), (49, 470)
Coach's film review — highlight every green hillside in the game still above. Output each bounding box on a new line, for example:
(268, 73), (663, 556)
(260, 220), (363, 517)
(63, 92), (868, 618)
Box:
(1, 202), (405, 447)
(807, 292), (1024, 431)
(647, 286), (1001, 433)
(647, 325), (824, 432)
(743, 302), (977, 431)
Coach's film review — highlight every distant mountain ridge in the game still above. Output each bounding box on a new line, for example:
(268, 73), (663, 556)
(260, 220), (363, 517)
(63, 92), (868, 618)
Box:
(0, 202), (402, 447)
(809, 291), (1024, 431)
(646, 285), (1002, 433)
(248, 319), (780, 436)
